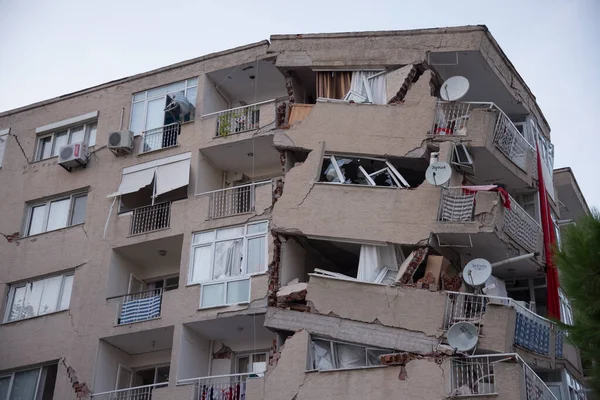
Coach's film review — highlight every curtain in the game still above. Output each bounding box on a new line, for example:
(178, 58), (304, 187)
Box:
(316, 71), (352, 99)
(349, 71), (387, 104)
(335, 343), (366, 369)
(357, 245), (398, 282)
(213, 239), (243, 279)
(10, 369), (40, 400)
(312, 340), (334, 370)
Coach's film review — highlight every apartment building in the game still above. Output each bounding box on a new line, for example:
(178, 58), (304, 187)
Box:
(0, 25), (589, 400)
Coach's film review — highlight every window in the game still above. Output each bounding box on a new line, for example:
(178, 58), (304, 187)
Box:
(0, 128), (8, 167)
(25, 192), (87, 236)
(566, 371), (586, 400)
(308, 337), (393, 371)
(0, 364), (57, 400)
(130, 78), (198, 136)
(236, 352), (268, 375)
(132, 365), (169, 387)
(35, 122), (97, 161)
(5, 272), (74, 322)
(190, 222), (268, 308)
(552, 212), (562, 249)
(517, 193), (539, 222)
(559, 289), (574, 326)
(451, 144), (474, 174)
(145, 276), (179, 292)
(316, 70), (386, 104)
(320, 155), (410, 188)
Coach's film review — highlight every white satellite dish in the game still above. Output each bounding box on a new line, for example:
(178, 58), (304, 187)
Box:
(440, 76), (470, 101)
(463, 258), (492, 287)
(426, 161), (452, 186)
(448, 322), (479, 351)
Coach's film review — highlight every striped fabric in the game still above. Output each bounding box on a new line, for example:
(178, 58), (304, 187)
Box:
(514, 312), (551, 355)
(119, 295), (161, 324)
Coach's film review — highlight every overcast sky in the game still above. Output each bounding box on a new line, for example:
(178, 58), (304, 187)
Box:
(1, 0), (598, 209)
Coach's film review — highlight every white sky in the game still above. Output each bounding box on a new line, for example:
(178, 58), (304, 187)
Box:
(0, 0), (599, 209)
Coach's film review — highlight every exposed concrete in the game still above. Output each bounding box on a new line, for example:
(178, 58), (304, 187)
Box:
(306, 275), (445, 337)
(265, 308), (438, 355)
(479, 304), (516, 353)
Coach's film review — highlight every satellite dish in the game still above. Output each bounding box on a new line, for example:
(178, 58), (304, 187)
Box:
(426, 162), (452, 186)
(463, 258), (492, 287)
(440, 76), (470, 101)
(447, 322), (479, 351)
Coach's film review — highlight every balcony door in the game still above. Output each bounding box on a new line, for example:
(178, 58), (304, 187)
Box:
(116, 364), (133, 389)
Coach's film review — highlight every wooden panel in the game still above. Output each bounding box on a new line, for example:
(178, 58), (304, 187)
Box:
(288, 104), (314, 125)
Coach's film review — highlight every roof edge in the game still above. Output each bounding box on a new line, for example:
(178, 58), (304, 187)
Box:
(0, 40), (270, 118)
(554, 167), (591, 214)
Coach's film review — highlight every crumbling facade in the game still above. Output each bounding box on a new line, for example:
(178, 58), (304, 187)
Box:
(0, 26), (589, 400)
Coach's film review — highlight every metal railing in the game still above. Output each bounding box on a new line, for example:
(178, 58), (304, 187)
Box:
(431, 101), (480, 136)
(493, 112), (533, 171)
(141, 123), (180, 153)
(519, 356), (558, 399)
(91, 383), (165, 400)
(450, 356), (496, 396)
(116, 288), (163, 325)
(503, 195), (541, 253)
(208, 184), (255, 219)
(438, 187), (476, 222)
(178, 372), (262, 400)
(130, 202), (171, 235)
(442, 292), (489, 331)
(215, 104), (260, 137)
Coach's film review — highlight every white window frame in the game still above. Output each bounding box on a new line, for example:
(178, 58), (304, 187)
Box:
(451, 144), (474, 174)
(0, 364), (57, 399)
(4, 272), (75, 323)
(566, 371), (586, 400)
(200, 277), (251, 308)
(130, 78), (198, 136)
(321, 155), (410, 188)
(0, 128), (8, 168)
(235, 351), (269, 374)
(133, 364), (170, 386)
(34, 121), (97, 161)
(145, 275), (179, 292)
(308, 337), (393, 371)
(24, 192), (88, 236)
(559, 289), (574, 326)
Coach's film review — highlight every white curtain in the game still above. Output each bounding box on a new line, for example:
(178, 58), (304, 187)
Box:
(349, 71), (387, 105)
(312, 340), (334, 370)
(213, 239), (243, 279)
(357, 245), (398, 282)
(335, 343), (366, 369)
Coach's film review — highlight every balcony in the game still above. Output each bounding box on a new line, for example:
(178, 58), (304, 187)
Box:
(130, 202), (171, 236)
(114, 288), (164, 325)
(140, 123), (180, 154)
(431, 101), (537, 191)
(180, 372), (260, 400)
(91, 383), (165, 400)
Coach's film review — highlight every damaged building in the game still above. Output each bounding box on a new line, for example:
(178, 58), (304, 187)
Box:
(0, 25), (590, 400)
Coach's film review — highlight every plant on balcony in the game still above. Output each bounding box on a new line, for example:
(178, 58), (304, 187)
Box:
(217, 113), (232, 137)
(555, 210), (600, 396)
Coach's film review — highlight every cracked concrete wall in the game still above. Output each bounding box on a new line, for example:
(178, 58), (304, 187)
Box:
(306, 275), (444, 337)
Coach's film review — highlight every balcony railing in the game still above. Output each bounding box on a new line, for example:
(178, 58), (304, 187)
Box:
(91, 383), (165, 400)
(141, 123), (180, 153)
(130, 202), (171, 235)
(178, 372), (262, 400)
(442, 291), (488, 331)
(493, 112), (532, 171)
(116, 288), (163, 325)
(438, 187), (476, 222)
(196, 181), (271, 220)
(503, 195), (541, 253)
(450, 355), (496, 396)
(519, 356), (558, 400)
(215, 104), (260, 137)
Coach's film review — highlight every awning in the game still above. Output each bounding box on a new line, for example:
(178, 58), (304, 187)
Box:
(108, 152), (191, 198)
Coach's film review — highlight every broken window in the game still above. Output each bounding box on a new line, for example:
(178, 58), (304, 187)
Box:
(317, 70), (387, 104)
(308, 337), (394, 371)
(451, 144), (474, 175)
(320, 155), (411, 188)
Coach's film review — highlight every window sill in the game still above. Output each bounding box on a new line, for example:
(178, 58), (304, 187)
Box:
(186, 271), (268, 287)
(1, 309), (69, 326)
(137, 143), (181, 157)
(23, 223), (85, 240)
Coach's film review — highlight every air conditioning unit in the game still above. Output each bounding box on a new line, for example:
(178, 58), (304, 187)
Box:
(58, 142), (89, 172)
(108, 130), (134, 155)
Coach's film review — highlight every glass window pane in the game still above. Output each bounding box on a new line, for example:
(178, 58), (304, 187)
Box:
(226, 279), (250, 304)
(366, 349), (391, 366)
(193, 231), (215, 244)
(216, 226), (244, 240)
(186, 78), (198, 87)
(28, 204), (47, 235)
(69, 126), (85, 144)
(247, 222), (268, 235)
(39, 276), (62, 315)
(156, 366), (169, 384)
(334, 343), (367, 369)
(246, 236), (265, 274)
(146, 98), (166, 130)
(213, 239), (243, 279)
(25, 280), (44, 318)
(52, 131), (68, 157)
(9, 286), (27, 321)
(46, 198), (70, 231)
(70, 195), (87, 225)
(191, 246), (212, 283)
(321, 157), (341, 182)
(10, 369), (40, 400)
(252, 353), (267, 373)
(147, 85), (168, 98)
(201, 283), (224, 308)
(167, 81), (186, 93)
(86, 122), (97, 147)
(59, 275), (74, 310)
(133, 92), (146, 102)
(130, 101), (145, 135)
(0, 376), (10, 400)
(185, 86), (197, 106)
(312, 340), (334, 370)
(38, 136), (52, 160)
(0, 133), (7, 167)
(237, 356), (250, 374)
